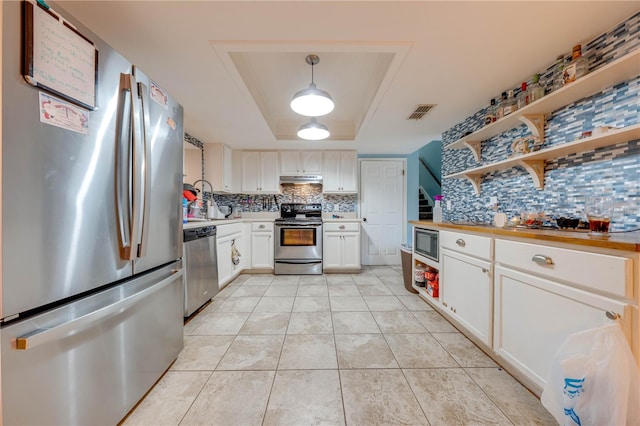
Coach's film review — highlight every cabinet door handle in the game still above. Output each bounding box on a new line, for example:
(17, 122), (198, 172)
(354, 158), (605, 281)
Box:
(339, 225), (345, 230)
(532, 254), (554, 265)
(606, 311), (620, 320)
(259, 224), (265, 229)
(455, 239), (466, 247)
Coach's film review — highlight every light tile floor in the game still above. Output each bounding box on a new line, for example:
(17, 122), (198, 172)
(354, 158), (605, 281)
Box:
(122, 266), (556, 425)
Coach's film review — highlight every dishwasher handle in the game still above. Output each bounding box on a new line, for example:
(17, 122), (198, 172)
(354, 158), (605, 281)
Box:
(184, 226), (217, 242)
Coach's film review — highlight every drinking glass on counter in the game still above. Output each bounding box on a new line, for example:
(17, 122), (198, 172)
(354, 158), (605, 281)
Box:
(585, 197), (613, 237)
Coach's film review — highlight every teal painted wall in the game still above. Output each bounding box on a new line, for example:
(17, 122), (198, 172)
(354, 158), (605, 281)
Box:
(418, 141), (442, 200)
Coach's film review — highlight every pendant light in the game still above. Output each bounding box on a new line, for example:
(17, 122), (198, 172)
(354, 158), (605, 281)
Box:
(297, 117), (330, 140)
(290, 54), (334, 117)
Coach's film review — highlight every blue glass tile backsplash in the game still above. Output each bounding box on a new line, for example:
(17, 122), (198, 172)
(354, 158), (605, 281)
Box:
(442, 12), (640, 231)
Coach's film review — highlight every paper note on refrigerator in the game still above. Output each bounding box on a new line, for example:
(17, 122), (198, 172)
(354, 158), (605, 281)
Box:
(39, 92), (89, 135)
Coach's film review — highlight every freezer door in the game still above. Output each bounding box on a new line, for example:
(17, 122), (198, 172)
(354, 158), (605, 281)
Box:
(1, 2), (134, 319)
(132, 67), (184, 274)
(1, 263), (184, 426)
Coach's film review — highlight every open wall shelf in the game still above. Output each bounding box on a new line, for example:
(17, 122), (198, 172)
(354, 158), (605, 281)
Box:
(444, 124), (640, 195)
(444, 49), (640, 162)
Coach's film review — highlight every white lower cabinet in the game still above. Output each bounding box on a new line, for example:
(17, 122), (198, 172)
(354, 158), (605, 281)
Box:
(216, 224), (244, 288)
(323, 222), (361, 270)
(441, 248), (493, 346)
(216, 237), (233, 287)
(413, 225), (638, 397)
(250, 222), (274, 269)
(493, 265), (629, 390)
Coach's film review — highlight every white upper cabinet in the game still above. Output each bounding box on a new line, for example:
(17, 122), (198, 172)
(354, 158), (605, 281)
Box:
(183, 143), (202, 184)
(322, 151), (357, 193)
(279, 151), (323, 175)
(242, 151), (280, 194)
(203, 143), (232, 193)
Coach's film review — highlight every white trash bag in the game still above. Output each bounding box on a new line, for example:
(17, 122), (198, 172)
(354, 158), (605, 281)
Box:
(541, 322), (640, 426)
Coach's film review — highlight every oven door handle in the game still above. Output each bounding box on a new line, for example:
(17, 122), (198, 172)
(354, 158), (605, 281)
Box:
(276, 224), (322, 227)
(274, 260), (323, 264)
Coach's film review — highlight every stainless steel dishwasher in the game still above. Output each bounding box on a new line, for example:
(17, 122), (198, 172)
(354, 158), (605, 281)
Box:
(183, 225), (219, 317)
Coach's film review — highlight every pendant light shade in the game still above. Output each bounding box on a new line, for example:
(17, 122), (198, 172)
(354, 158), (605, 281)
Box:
(297, 117), (330, 140)
(290, 55), (334, 117)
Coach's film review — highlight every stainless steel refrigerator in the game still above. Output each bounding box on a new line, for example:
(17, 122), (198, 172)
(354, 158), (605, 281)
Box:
(1, 2), (185, 424)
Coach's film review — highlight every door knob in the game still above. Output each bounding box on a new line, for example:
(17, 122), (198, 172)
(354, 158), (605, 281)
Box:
(363, 218), (367, 222)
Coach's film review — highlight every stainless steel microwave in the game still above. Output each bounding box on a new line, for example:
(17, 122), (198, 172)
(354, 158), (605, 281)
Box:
(414, 228), (439, 262)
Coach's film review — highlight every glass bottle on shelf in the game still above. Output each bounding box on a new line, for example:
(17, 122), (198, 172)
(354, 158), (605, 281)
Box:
(496, 92), (507, 120)
(552, 54), (566, 92)
(516, 82), (529, 109)
(484, 98), (497, 125)
(502, 89), (517, 116)
(563, 44), (589, 85)
(529, 73), (545, 102)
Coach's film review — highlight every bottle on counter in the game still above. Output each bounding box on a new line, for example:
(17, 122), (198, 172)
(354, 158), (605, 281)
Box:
(529, 73), (545, 102)
(484, 98), (497, 125)
(502, 89), (518, 117)
(516, 82), (529, 109)
(433, 195), (443, 223)
(563, 44), (588, 85)
(182, 198), (188, 224)
(552, 54), (567, 92)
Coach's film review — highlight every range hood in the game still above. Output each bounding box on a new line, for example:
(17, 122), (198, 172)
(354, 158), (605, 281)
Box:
(279, 175), (323, 184)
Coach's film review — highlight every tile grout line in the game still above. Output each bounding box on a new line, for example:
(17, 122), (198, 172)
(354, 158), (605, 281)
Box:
(176, 370), (214, 426)
(136, 267), (550, 425)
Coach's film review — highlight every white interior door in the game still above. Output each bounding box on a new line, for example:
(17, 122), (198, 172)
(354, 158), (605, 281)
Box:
(360, 160), (406, 265)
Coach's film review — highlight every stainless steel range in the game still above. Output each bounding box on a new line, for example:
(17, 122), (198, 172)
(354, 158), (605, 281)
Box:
(274, 203), (323, 275)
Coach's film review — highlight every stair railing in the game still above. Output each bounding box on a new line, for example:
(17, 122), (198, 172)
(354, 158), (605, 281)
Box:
(419, 157), (441, 187)
(418, 186), (433, 206)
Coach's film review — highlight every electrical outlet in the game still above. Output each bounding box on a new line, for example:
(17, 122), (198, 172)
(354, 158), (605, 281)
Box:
(490, 196), (498, 205)
(446, 200), (452, 210)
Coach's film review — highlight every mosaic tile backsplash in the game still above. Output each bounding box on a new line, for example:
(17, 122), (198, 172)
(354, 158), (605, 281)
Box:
(211, 185), (356, 214)
(442, 11), (640, 231)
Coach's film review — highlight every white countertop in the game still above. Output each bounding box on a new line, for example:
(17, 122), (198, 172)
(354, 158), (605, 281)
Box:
(183, 212), (279, 230)
(183, 212), (359, 229)
(322, 217), (362, 222)
(322, 212), (360, 222)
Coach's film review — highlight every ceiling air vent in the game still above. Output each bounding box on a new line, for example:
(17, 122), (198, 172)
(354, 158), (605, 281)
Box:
(407, 104), (436, 120)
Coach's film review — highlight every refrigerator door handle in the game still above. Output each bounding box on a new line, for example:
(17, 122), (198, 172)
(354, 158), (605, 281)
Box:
(115, 73), (136, 260)
(15, 269), (183, 351)
(129, 76), (145, 259)
(136, 81), (151, 258)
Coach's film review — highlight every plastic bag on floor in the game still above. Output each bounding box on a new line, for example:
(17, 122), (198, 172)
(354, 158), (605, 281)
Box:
(541, 322), (640, 426)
